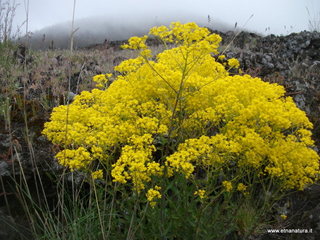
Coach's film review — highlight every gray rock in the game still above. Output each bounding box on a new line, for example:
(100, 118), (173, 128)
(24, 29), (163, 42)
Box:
(67, 91), (77, 102)
(0, 161), (9, 176)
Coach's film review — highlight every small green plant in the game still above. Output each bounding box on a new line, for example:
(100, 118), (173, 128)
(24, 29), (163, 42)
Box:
(39, 22), (319, 239)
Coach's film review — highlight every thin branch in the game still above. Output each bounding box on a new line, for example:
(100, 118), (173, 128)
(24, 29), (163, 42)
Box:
(70, 0), (77, 53)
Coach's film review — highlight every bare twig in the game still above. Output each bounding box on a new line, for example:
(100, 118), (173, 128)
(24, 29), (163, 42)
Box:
(70, 0), (78, 53)
(0, 0), (18, 42)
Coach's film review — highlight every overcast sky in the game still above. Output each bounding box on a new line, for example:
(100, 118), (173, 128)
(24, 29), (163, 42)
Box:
(13, 0), (320, 36)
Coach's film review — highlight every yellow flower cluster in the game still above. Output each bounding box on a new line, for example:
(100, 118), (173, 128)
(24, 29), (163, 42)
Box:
(227, 58), (240, 68)
(222, 181), (233, 192)
(218, 55), (226, 61)
(280, 214), (288, 220)
(237, 183), (249, 195)
(194, 189), (206, 199)
(237, 183), (247, 192)
(43, 22), (319, 194)
(93, 73), (112, 89)
(150, 22), (221, 49)
(111, 134), (163, 191)
(166, 73), (319, 189)
(55, 147), (92, 171)
(122, 35), (148, 50)
(146, 186), (161, 207)
(91, 169), (103, 180)
(166, 135), (239, 177)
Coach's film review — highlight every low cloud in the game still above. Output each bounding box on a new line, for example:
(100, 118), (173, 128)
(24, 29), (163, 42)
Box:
(24, 11), (236, 49)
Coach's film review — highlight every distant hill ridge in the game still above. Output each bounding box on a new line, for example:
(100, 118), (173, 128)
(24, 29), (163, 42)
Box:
(19, 14), (236, 50)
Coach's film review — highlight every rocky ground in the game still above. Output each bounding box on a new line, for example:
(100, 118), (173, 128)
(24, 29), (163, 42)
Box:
(1, 30), (320, 239)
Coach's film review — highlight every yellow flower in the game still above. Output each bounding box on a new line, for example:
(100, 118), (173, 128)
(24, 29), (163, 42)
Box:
(227, 58), (240, 68)
(93, 74), (112, 89)
(146, 186), (161, 207)
(111, 134), (160, 192)
(222, 181), (233, 192)
(218, 55), (226, 61)
(280, 214), (287, 220)
(194, 189), (206, 199)
(122, 35), (148, 49)
(91, 169), (103, 180)
(237, 183), (249, 195)
(55, 147), (92, 171)
(237, 183), (247, 192)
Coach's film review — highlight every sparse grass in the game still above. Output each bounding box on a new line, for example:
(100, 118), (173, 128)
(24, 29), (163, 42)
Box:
(306, 6), (320, 32)
(0, 0), (19, 42)
(0, 31), (138, 239)
(0, 41), (170, 112)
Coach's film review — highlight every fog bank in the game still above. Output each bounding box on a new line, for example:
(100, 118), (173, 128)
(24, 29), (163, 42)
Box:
(24, 11), (237, 49)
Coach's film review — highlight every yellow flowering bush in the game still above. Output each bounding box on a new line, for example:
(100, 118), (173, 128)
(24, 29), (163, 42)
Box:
(43, 22), (319, 196)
